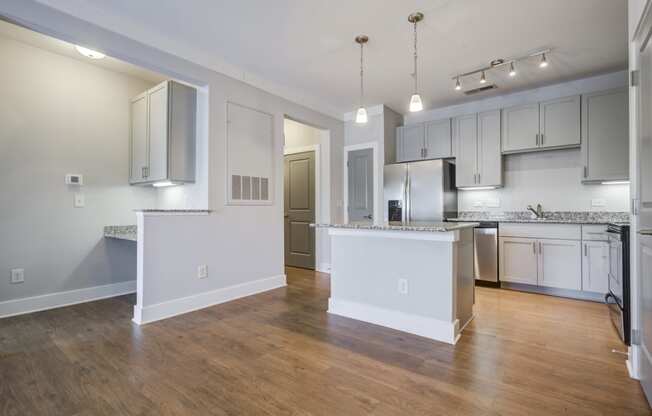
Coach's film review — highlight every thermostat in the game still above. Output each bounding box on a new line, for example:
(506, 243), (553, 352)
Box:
(65, 174), (83, 186)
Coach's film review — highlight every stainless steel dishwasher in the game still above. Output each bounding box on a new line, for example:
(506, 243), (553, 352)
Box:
(473, 222), (499, 286)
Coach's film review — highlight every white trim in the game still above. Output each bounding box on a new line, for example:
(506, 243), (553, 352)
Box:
(343, 141), (379, 224)
(133, 274), (286, 325)
(317, 262), (331, 273)
(328, 298), (460, 345)
(342, 104), (385, 122)
(328, 228), (460, 242)
(0, 280), (136, 319)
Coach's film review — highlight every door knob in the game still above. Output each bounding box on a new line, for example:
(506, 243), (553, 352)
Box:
(364, 214), (373, 219)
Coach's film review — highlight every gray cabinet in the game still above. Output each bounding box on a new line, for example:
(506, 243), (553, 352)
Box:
(501, 103), (539, 153)
(581, 88), (629, 183)
(396, 124), (424, 162)
(582, 240), (609, 294)
(501, 95), (580, 154)
(499, 237), (539, 285)
(424, 119), (452, 159)
(539, 95), (581, 150)
(454, 111), (502, 188)
(130, 80), (197, 186)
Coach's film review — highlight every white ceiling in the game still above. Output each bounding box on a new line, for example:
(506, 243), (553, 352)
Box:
(32, 0), (627, 117)
(0, 18), (165, 84)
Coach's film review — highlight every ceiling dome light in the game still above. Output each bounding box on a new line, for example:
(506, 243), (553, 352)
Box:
(355, 106), (368, 124)
(509, 62), (517, 77)
(407, 12), (424, 112)
(455, 77), (462, 91)
(539, 53), (548, 68)
(354, 35), (369, 124)
(75, 45), (106, 59)
(409, 94), (423, 112)
(480, 71), (487, 84)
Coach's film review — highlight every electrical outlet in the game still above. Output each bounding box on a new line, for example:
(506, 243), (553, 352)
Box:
(10, 268), (24, 284)
(74, 193), (85, 208)
(473, 200), (484, 208)
(398, 278), (408, 295)
(198, 265), (208, 279)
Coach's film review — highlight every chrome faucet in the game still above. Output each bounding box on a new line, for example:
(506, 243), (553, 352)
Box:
(527, 204), (543, 219)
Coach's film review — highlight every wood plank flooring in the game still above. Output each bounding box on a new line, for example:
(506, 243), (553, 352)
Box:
(0, 267), (649, 415)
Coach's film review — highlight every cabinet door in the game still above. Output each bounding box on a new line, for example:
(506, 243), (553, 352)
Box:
(501, 103), (539, 153)
(397, 124), (425, 162)
(582, 89), (629, 182)
(130, 93), (149, 183)
(147, 82), (169, 182)
(454, 113), (478, 188)
(538, 239), (582, 290)
(424, 119), (451, 159)
(582, 241), (609, 294)
(477, 110), (502, 187)
(540, 95), (580, 149)
(499, 237), (538, 285)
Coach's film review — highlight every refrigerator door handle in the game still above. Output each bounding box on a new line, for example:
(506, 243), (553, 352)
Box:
(406, 169), (411, 223)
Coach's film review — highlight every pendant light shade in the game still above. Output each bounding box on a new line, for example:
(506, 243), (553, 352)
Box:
(455, 77), (462, 91)
(408, 12), (424, 112)
(354, 35), (369, 124)
(480, 71), (487, 84)
(409, 94), (423, 112)
(539, 53), (548, 68)
(508, 62), (517, 77)
(355, 106), (368, 123)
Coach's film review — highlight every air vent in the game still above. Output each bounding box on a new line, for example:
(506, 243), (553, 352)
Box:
(464, 84), (498, 95)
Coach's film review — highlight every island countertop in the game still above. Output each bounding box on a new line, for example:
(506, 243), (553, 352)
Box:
(104, 225), (137, 241)
(312, 221), (479, 233)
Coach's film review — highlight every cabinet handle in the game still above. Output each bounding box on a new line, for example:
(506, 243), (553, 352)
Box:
(541, 133), (545, 145)
(536, 134), (539, 146)
(424, 148), (427, 158)
(583, 166), (588, 178)
(532, 242), (536, 255)
(539, 242), (543, 254)
(477, 173), (481, 184)
(584, 244), (588, 256)
(141, 166), (148, 178)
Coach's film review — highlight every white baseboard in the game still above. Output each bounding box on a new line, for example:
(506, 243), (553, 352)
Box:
(133, 274), (287, 325)
(328, 298), (459, 345)
(317, 262), (331, 273)
(0, 280), (136, 319)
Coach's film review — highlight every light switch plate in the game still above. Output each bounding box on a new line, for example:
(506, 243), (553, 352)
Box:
(74, 193), (85, 208)
(10, 268), (24, 284)
(473, 200), (484, 208)
(591, 198), (606, 208)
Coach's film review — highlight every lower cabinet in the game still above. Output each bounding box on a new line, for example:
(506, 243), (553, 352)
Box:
(582, 240), (609, 294)
(499, 237), (581, 290)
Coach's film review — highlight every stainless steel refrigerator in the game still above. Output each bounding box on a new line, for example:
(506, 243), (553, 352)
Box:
(383, 160), (457, 223)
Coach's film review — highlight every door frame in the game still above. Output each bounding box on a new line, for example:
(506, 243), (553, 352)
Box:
(343, 142), (379, 224)
(284, 145), (320, 270)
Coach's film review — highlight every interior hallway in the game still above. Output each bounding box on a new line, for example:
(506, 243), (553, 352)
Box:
(0, 267), (648, 415)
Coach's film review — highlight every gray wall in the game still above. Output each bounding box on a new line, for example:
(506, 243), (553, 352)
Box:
(0, 34), (157, 302)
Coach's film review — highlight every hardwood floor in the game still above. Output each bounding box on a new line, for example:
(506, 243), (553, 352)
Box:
(0, 267), (649, 415)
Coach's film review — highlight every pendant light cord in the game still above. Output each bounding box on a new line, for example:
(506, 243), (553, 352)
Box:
(413, 20), (418, 94)
(359, 42), (364, 107)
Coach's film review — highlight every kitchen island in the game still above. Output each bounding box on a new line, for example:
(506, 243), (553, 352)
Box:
(313, 221), (478, 344)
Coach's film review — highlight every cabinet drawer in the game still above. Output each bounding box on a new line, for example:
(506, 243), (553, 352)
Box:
(581, 225), (609, 241)
(499, 223), (581, 240)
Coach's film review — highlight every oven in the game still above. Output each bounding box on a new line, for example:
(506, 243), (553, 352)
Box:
(605, 224), (630, 345)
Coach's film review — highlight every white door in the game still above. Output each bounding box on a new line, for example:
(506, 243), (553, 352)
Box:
(147, 82), (169, 182)
(477, 110), (502, 187)
(454, 113), (478, 188)
(397, 124), (424, 162)
(501, 103), (539, 153)
(582, 241), (609, 294)
(640, 235), (652, 400)
(130, 93), (149, 183)
(539, 95), (581, 149)
(347, 148), (374, 223)
(538, 239), (582, 290)
(499, 237), (538, 285)
(424, 119), (451, 159)
(582, 89), (629, 182)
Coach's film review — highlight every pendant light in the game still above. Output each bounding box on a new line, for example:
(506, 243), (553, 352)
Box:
(408, 12), (424, 112)
(355, 35), (369, 124)
(454, 77), (462, 91)
(479, 71), (487, 84)
(539, 52), (549, 68)
(508, 62), (517, 77)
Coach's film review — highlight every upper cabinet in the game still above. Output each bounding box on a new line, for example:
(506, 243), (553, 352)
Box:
(454, 110), (502, 188)
(396, 119), (451, 162)
(501, 95), (580, 154)
(130, 80), (197, 186)
(581, 88), (629, 183)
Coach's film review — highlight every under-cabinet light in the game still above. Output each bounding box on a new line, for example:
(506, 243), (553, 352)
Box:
(459, 186), (497, 191)
(152, 181), (175, 187)
(601, 180), (630, 185)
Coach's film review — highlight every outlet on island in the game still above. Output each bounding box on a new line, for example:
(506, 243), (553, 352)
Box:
(398, 278), (408, 295)
(197, 265), (208, 279)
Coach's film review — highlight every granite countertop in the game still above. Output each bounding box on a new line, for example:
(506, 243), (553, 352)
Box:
(104, 225), (137, 241)
(640, 229), (652, 236)
(447, 211), (630, 225)
(312, 221), (480, 232)
(135, 209), (211, 214)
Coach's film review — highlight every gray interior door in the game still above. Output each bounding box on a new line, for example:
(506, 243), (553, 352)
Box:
(347, 148), (374, 223)
(284, 151), (315, 269)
